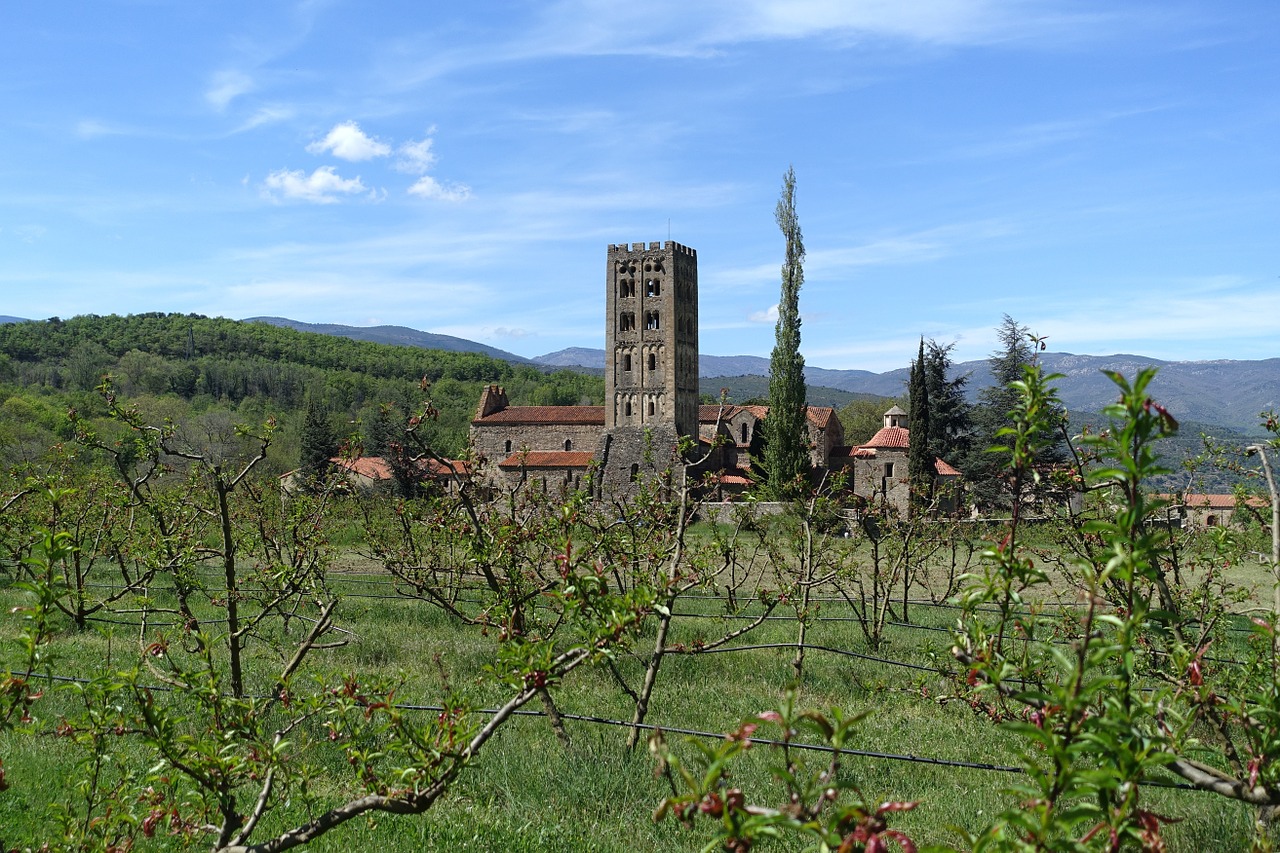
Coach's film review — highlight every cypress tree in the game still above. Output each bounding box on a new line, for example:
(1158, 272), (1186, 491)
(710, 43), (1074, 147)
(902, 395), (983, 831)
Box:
(763, 166), (809, 497)
(908, 338), (933, 515)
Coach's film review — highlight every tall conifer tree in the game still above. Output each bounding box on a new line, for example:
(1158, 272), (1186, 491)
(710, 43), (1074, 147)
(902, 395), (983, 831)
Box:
(908, 338), (933, 515)
(763, 166), (809, 497)
(300, 394), (337, 478)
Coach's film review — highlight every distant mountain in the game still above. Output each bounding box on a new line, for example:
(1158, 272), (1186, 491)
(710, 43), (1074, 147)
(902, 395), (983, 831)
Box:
(530, 347), (1277, 435)
(0, 316), (29, 324)
(533, 348), (608, 369)
(245, 317), (536, 364)
(242, 319), (1276, 435)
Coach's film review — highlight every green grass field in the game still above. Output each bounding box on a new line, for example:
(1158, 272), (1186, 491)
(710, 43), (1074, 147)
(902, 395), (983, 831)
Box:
(0, 541), (1261, 852)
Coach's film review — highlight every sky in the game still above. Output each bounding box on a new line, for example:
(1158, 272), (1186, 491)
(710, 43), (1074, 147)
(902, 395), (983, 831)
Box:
(1, 1), (1278, 372)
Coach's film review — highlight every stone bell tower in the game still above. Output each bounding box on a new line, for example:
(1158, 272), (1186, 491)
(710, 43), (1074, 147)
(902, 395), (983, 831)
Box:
(598, 241), (699, 492)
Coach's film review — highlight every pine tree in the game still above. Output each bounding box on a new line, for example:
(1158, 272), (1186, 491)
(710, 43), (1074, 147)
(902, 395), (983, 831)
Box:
(908, 338), (933, 515)
(923, 339), (972, 465)
(299, 394), (337, 478)
(763, 166), (810, 497)
(964, 315), (1065, 511)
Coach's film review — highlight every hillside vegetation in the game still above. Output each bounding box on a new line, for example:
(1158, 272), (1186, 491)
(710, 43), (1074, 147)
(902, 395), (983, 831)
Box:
(0, 314), (602, 472)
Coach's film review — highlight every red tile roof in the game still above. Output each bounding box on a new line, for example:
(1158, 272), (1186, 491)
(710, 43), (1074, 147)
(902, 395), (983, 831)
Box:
(806, 407), (837, 429)
(934, 458), (962, 477)
(473, 406), (605, 426)
(423, 458), (472, 477)
(497, 451), (596, 469)
(1170, 493), (1267, 509)
(829, 445), (875, 459)
(699, 404), (835, 428)
(699, 403), (740, 422)
(332, 456), (471, 480)
(334, 456), (391, 479)
(862, 426), (910, 449)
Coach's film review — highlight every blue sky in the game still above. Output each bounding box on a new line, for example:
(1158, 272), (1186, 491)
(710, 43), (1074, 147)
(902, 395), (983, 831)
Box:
(2, 1), (1277, 372)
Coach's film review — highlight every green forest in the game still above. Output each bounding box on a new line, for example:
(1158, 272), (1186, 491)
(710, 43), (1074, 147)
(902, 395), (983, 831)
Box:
(0, 314), (604, 475)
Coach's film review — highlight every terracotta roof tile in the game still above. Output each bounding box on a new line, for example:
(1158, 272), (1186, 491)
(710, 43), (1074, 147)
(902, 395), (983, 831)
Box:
(1172, 493), (1267, 509)
(497, 451), (596, 469)
(806, 407), (837, 429)
(862, 426), (910, 449)
(830, 445), (875, 459)
(332, 456), (471, 480)
(334, 456), (392, 479)
(934, 458), (962, 477)
(699, 404), (741, 422)
(473, 406), (605, 426)
(699, 404), (833, 427)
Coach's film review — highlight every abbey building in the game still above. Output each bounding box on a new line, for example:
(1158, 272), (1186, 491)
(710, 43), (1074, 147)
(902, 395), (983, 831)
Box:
(469, 241), (957, 508)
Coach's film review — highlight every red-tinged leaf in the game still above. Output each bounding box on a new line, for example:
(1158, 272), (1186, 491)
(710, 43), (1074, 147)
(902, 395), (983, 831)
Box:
(882, 829), (918, 853)
(1252, 617), (1275, 635)
(876, 801), (919, 815)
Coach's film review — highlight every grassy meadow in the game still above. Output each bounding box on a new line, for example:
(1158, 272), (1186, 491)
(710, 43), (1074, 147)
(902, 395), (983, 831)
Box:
(0, 518), (1264, 851)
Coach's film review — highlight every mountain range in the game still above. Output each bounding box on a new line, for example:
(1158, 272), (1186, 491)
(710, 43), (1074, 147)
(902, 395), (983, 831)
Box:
(5, 315), (1275, 436)
(532, 347), (1279, 435)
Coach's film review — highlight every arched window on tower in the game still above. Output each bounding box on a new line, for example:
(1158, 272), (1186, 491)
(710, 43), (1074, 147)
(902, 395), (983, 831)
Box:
(624, 399), (632, 417)
(504, 439), (512, 454)
(623, 353), (632, 371)
(648, 399), (656, 416)
(563, 438), (572, 451)
(645, 311), (660, 330)
(646, 279), (661, 297)
(648, 352), (656, 371)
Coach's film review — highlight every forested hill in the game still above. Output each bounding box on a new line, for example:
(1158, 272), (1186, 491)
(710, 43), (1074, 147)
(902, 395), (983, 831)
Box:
(0, 314), (603, 466)
(0, 313), (517, 387)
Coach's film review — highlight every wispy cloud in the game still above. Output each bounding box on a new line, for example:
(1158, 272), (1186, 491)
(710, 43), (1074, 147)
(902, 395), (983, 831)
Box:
(206, 70), (255, 111)
(261, 166), (367, 203)
(232, 106), (296, 134)
(75, 119), (129, 139)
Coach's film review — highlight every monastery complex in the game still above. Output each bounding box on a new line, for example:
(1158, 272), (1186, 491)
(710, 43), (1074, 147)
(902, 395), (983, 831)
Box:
(468, 241), (960, 511)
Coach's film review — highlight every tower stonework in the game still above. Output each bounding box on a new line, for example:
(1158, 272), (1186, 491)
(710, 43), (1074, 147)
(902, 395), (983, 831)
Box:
(598, 241), (699, 494)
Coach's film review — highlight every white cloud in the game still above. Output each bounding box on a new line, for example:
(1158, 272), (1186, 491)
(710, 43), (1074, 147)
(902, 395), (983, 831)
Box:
(206, 70), (255, 111)
(232, 106), (296, 133)
(396, 136), (438, 174)
(306, 121), (391, 161)
(75, 119), (126, 139)
(748, 304), (779, 323)
(262, 166), (367, 204)
(407, 175), (471, 202)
